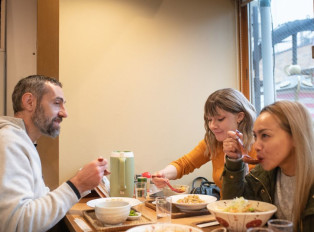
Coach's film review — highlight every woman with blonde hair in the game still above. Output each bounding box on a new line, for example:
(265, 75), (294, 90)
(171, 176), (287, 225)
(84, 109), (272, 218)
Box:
(152, 88), (257, 195)
(223, 100), (314, 231)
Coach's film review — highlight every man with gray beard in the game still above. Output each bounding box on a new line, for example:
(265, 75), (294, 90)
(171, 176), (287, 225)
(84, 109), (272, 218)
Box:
(0, 75), (109, 232)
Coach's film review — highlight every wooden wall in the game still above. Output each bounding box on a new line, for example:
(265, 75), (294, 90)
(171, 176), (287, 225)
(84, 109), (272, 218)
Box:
(37, 0), (60, 189)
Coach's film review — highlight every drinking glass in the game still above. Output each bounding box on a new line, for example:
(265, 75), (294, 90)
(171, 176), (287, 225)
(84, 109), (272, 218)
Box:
(135, 181), (146, 211)
(247, 227), (273, 232)
(267, 219), (293, 232)
(156, 196), (172, 223)
(135, 181), (147, 202)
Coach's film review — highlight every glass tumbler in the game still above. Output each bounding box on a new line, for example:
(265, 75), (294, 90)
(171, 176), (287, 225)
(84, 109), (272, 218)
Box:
(267, 219), (293, 232)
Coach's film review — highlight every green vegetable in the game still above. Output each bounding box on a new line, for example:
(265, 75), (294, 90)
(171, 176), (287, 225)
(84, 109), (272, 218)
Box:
(129, 209), (137, 216)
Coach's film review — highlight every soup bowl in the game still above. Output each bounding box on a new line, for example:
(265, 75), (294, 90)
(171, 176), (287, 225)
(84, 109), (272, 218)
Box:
(95, 200), (130, 225)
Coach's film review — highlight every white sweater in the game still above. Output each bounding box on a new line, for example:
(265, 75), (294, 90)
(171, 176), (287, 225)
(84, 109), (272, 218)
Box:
(0, 116), (79, 232)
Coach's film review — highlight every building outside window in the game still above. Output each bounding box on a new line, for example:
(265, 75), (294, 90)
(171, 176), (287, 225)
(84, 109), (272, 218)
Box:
(245, 0), (314, 119)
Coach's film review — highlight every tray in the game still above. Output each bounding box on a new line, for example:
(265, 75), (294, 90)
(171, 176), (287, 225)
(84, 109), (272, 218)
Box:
(145, 200), (210, 219)
(83, 209), (154, 231)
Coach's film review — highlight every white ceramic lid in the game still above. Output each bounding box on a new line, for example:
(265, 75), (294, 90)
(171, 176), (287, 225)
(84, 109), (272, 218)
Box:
(111, 151), (134, 157)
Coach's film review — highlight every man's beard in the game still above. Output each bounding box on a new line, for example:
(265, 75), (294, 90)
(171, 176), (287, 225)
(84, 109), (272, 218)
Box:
(32, 105), (62, 138)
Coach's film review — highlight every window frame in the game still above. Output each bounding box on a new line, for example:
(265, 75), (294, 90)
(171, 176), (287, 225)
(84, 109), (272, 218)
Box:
(238, 3), (251, 101)
(238, 0), (314, 107)
(0, 0), (6, 51)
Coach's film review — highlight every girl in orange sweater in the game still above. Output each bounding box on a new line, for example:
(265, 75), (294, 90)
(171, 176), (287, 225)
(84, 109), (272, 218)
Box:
(152, 88), (257, 194)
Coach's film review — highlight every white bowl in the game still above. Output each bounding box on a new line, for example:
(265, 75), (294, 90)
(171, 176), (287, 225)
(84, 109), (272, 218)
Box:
(87, 197), (141, 208)
(207, 199), (277, 232)
(170, 194), (217, 211)
(126, 223), (203, 232)
(163, 184), (190, 196)
(95, 201), (131, 225)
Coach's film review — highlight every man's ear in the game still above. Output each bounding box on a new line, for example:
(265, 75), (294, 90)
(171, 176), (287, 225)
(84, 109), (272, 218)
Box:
(21, 93), (37, 112)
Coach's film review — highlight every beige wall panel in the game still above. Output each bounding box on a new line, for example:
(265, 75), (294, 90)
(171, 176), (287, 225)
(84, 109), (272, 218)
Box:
(0, 51), (4, 115)
(6, 0), (37, 116)
(59, 0), (238, 187)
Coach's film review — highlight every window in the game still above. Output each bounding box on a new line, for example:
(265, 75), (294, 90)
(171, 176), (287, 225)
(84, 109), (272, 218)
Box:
(242, 0), (314, 119)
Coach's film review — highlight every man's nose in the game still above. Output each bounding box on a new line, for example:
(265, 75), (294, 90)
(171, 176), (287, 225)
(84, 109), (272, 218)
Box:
(59, 106), (68, 118)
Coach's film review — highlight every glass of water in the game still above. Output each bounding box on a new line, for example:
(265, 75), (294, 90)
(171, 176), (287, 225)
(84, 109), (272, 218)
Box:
(135, 181), (147, 202)
(156, 196), (172, 223)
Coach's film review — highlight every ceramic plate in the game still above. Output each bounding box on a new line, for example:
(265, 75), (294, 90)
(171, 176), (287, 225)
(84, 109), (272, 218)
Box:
(170, 194), (217, 211)
(126, 223), (203, 232)
(86, 197), (141, 208)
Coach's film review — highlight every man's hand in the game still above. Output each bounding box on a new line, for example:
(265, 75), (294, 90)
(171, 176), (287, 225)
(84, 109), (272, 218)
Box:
(69, 158), (109, 194)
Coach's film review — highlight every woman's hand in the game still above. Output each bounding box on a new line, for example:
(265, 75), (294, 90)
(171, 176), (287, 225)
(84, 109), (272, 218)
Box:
(223, 131), (242, 159)
(151, 172), (168, 188)
(151, 165), (178, 189)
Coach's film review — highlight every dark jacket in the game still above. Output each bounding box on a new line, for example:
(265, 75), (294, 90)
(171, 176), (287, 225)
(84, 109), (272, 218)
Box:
(222, 158), (314, 232)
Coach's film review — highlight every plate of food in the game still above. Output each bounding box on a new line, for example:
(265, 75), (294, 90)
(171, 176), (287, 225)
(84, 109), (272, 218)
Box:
(87, 197), (141, 208)
(170, 194), (217, 211)
(126, 223), (203, 232)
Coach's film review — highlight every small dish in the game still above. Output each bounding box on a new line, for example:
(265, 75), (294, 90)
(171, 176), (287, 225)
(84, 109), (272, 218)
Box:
(127, 212), (141, 221)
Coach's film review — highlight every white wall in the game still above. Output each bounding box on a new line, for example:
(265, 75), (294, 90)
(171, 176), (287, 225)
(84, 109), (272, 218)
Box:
(59, 0), (239, 187)
(5, 0), (37, 116)
(0, 51), (4, 115)
(0, 0), (5, 115)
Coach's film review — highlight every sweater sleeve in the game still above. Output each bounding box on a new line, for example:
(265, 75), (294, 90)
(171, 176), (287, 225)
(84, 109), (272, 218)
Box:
(0, 125), (79, 232)
(170, 140), (210, 179)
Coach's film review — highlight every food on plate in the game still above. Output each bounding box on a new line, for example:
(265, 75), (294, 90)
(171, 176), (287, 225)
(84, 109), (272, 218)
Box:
(127, 209), (141, 221)
(144, 228), (193, 232)
(207, 200), (277, 231)
(220, 197), (257, 213)
(108, 198), (124, 202)
(126, 223), (203, 232)
(129, 209), (137, 216)
(177, 195), (205, 204)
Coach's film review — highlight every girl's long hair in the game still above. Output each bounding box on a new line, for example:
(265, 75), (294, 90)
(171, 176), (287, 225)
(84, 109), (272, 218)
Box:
(204, 88), (256, 158)
(261, 101), (314, 230)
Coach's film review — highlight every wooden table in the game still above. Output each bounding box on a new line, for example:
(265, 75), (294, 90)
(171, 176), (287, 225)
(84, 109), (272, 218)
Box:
(65, 197), (223, 232)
